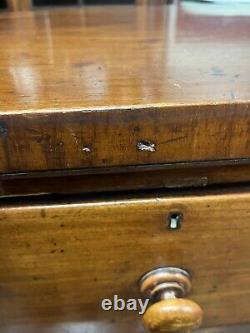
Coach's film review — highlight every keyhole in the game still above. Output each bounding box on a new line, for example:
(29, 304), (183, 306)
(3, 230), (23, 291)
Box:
(168, 212), (182, 230)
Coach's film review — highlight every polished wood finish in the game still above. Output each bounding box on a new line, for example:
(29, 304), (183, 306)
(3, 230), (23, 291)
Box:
(0, 5), (250, 173)
(6, 0), (31, 11)
(0, 103), (249, 173)
(1, 187), (250, 332)
(0, 4), (250, 332)
(199, 324), (250, 333)
(143, 299), (203, 333)
(2, 4), (250, 111)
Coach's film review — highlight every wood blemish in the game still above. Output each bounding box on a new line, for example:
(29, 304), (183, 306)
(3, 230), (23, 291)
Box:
(158, 135), (187, 145)
(0, 122), (8, 138)
(211, 66), (226, 77)
(133, 126), (140, 133)
(40, 209), (46, 218)
(72, 61), (94, 68)
(82, 146), (91, 153)
(137, 140), (156, 152)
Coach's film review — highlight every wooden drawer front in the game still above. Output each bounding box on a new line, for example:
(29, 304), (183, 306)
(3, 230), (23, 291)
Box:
(0, 189), (250, 332)
(0, 105), (249, 173)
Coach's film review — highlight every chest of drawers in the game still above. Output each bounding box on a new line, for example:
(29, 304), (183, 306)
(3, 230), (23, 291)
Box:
(0, 2), (250, 333)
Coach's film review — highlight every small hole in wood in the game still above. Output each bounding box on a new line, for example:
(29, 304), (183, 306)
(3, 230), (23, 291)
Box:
(137, 140), (156, 152)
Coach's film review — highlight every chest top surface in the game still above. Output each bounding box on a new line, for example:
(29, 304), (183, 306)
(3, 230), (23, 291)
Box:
(0, 3), (250, 174)
(0, 3), (250, 113)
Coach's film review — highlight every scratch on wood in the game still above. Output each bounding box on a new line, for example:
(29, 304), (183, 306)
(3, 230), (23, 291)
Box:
(158, 135), (187, 145)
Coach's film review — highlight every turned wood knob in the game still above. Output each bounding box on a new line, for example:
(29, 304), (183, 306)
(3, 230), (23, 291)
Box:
(139, 267), (203, 333)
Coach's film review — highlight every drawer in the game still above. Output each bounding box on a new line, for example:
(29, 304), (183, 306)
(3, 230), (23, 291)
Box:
(0, 104), (249, 174)
(0, 188), (250, 333)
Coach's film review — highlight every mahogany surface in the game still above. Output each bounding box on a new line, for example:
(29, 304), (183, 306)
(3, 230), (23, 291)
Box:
(1, 4), (250, 111)
(0, 4), (250, 173)
(1, 187), (250, 332)
(0, 5), (250, 332)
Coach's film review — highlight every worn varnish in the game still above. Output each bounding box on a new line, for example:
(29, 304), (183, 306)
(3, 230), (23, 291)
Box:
(0, 104), (250, 173)
(1, 188), (250, 332)
(0, 4), (250, 173)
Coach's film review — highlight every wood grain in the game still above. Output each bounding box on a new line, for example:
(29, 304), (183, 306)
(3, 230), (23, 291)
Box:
(143, 299), (203, 332)
(0, 103), (249, 173)
(6, 0), (31, 11)
(1, 4), (250, 111)
(0, 5), (249, 172)
(1, 187), (250, 332)
(199, 324), (250, 333)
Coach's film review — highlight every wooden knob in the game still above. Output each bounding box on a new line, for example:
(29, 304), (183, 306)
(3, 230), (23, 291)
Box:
(143, 299), (202, 333)
(139, 267), (203, 333)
